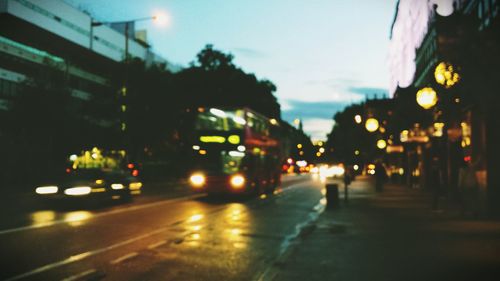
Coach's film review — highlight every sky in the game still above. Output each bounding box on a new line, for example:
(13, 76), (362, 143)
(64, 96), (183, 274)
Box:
(68, 0), (397, 141)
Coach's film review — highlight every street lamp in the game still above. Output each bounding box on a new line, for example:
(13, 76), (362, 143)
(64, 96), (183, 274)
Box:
(376, 139), (387, 149)
(88, 14), (165, 163)
(416, 87), (438, 109)
(293, 118), (300, 127)
(365, 118), (379, 133)
(434, 62), (460, 88)
(354, 114), (362, 124)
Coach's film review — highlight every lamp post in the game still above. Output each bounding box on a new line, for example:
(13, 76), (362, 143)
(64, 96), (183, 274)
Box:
(415, 62), (461, 206)
(88, 15), (162, 163)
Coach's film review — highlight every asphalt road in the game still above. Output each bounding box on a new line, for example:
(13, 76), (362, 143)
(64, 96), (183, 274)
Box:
(0, 174), (327, 281)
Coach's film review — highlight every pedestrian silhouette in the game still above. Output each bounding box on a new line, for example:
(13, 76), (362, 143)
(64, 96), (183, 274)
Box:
(375, 161), (387, 192)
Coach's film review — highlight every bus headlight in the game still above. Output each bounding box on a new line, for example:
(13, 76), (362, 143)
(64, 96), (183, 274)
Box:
(230, 174), (245, 189)
(190, 173), (205, 187)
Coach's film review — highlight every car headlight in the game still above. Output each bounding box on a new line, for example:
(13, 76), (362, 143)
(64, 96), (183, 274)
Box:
(230, 174), (245, 188)
(35, 186), (58, 194)
(189, 173), (205, 187)
(111, 183), (125, 190)
(64, 186), (91, 196)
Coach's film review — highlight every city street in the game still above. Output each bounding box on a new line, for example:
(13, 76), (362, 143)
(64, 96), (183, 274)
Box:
(2, 1), (500, 280)
(0, 174), (325, 281)
(4, 174), (500, 281)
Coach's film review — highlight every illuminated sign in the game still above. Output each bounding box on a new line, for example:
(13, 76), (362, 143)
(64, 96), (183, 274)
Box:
(386, 145), (404, 153)
(200, 136), (226, 143)
(227, 135), (240, 144)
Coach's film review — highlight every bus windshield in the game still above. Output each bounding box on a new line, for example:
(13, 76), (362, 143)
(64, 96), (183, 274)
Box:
(192, 149), (246, 175)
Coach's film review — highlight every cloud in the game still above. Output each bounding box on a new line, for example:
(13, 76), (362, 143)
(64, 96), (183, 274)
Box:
(301, 118), (335, 141)
(282, 77), (386, 103)
(348, 86), (389, 98)
(281, 100), (347, 121)
(278, 83), (388, 140)
(232, 47), (267, 58)
(280, 100), (343, 140)
(305, 77), (360, 88)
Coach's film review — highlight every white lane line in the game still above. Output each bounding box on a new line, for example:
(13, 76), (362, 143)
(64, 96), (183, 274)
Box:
(4, 180), (311, 280)
(110, 252), (138, 265)
(4, 225), (171, 281)
(0, 193), (204, 235)
(60, 269), (96, 281)
(147, 240), (167, 250)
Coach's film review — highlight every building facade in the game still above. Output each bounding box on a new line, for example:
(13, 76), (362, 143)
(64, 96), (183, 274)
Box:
(389, 0), (500, 216)
(0, 0), (176, 186)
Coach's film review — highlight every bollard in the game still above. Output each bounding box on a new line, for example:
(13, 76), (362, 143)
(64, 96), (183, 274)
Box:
(325, 183), (339, 208)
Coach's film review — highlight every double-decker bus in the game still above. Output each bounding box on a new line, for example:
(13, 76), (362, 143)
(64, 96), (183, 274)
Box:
(187, 107), (281, 195)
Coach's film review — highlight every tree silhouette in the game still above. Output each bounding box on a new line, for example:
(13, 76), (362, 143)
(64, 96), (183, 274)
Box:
(195, 44), (235, 71)
(175, 44), (280, 119)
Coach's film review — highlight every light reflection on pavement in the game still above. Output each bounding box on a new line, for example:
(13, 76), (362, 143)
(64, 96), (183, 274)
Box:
(0, 174), (328, 281)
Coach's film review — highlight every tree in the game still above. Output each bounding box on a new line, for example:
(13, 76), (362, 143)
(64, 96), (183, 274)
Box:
(195, 44), (234, 71)
(175, 44), (281, 119)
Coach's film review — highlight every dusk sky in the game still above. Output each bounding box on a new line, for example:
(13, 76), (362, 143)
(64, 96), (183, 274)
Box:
(68, 0), (397, 141)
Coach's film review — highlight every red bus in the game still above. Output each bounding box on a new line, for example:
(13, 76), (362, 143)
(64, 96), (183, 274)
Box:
(187, 107), (281, 195)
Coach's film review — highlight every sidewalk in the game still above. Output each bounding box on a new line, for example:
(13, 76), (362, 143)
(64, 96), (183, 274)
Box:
(272, 176), (500, 281)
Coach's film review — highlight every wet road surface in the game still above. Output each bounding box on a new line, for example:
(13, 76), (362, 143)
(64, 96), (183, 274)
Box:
(0, 174), (327, 281)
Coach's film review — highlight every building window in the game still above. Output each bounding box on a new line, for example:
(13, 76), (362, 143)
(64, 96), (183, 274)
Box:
(0, 79), (21, 98)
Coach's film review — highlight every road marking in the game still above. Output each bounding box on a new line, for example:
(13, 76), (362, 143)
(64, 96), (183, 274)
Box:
(1, 177), (307, 236)
(60, 269), (96, 281)
(110, 252), (138, 264)
(4, 179), (312, 280)
(4, 225), (171, 281)
(0, 193), (205, 236)
(147, 240), (167, 249)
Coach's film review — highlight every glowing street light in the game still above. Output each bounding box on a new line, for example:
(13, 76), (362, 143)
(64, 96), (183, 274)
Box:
(152, 11), (171, 27)
(365, 118), (379, 132)
(434, 62), (460, 88)
(90, 13), (167, 57)
(416, 87), (438, 109)
(354, 115), (362, 124)
(376, 139), (387, 149)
